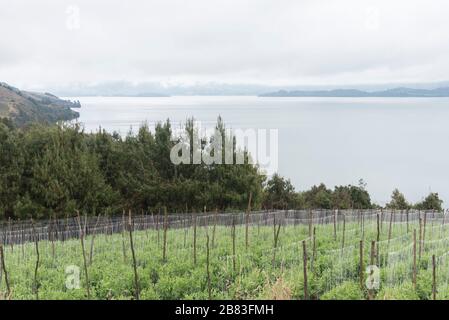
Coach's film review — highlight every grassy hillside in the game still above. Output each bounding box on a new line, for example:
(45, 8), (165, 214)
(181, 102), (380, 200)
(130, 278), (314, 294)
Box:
(0, 82), (79, 126)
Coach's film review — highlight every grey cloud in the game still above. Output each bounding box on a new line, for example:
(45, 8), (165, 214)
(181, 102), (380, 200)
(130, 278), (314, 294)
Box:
(1, 0), (449, 88)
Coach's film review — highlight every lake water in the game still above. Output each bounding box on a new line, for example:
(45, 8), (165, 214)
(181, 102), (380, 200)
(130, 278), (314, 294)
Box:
(67, 96), (449, 206)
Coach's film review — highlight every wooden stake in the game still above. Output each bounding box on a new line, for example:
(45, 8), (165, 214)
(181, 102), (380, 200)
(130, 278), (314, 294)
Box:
(388, 210), (393, 245)
(361, 210), (365, 239)
(76, 211), (90, 299)
(406, 209), (409, 233)
(20, 219), (25, 260)
(370, 240), (375, 266)
(423, 212), (427, 254)
(368, 240), (376, 300)
(333, 209), (337, 240)
(121, 211), (127, 262)
(8, 218), (13, 252)
(359, 240), (364, 290)
(0, 245), (10, 297)
(245, 192), (252, 250)
(432, 254), (436, 300)
(341, 214), (346, 249)
(302, 240), (308, 300)
(380, 208), (383, 231)
(156, 209), (160, 246)
(206, 234), (212, 300)
(419, 217), (423, 260)
(357, 209), (360, 227)
(163, 207), (168, 262)
(308, 210), (313, 237)
(89, 214), (102, 266)
(413, 229), (417, 289)
(376, 241), (380, 268)
(183, 215), (187, 248)
(376, 213), (380, 242)
(128, 211), (140, 300)
(50, 217), (55, 260)
(232, 216), (236, 273)
(212, 208), (217, 248)
(31, 219), (40, 300)
(193, 211), (197, 266)
(2, 221), (6, 245)
(272, 215), (276, 266)
(311, 227), (316, 272)
(272, 216), (281, 267)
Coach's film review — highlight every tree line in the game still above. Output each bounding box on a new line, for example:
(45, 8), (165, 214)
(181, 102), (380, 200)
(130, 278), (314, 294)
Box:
(0, 117), (443, 220)
(0, 117), (265, 219)
(264, 174), (443, 211)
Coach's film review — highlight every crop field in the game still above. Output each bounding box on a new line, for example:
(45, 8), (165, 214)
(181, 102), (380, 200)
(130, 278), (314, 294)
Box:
(0, 209), (449, 300)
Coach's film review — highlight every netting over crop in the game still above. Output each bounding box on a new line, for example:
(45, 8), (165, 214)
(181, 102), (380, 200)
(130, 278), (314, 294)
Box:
(0, 209), (447, 299)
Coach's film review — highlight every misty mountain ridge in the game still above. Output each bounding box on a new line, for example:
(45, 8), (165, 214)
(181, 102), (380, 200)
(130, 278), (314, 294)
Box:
(41, 80), (449, 97)
(260, 86), (449, 97)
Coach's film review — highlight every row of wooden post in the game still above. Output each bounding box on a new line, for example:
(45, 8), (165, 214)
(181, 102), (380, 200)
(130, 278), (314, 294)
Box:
(0, 218), (41, 300)
(0, 208), (439, 300)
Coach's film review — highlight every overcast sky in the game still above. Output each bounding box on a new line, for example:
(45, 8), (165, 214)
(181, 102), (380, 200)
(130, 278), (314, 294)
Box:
(2, 0), (449, 90)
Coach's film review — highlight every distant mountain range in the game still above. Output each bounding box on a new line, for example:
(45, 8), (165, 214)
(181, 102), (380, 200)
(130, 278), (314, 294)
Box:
(15, 80), (449, 98)
(41, 80), (449, 97)
(260, 87), (449, 97)
(0, 82), (80, 126)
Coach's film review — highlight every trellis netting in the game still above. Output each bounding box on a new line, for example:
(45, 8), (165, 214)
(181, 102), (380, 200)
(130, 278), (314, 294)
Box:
(1, 209), (448, 299)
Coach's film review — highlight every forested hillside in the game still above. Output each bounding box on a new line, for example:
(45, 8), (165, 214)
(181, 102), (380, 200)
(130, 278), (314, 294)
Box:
(0, 82), (79, 126)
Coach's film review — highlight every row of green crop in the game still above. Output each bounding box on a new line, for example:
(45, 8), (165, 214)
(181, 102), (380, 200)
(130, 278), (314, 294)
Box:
(0, 218), (448, 299)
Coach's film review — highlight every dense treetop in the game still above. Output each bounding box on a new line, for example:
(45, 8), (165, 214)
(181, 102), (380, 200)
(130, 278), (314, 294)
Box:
(0, 117), (443, 220)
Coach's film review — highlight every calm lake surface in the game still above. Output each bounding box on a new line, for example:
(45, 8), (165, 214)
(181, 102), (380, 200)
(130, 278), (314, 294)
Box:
(68, 96), (449, 206)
